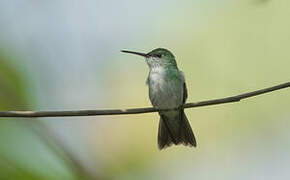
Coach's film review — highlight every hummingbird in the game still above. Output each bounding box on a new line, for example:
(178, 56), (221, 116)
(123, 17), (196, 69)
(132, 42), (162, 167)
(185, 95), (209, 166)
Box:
(121, 48), (196, 150)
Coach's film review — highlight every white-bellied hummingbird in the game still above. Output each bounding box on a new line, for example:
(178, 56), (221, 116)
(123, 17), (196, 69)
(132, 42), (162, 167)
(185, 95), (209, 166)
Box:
(121, 48), (196, 150)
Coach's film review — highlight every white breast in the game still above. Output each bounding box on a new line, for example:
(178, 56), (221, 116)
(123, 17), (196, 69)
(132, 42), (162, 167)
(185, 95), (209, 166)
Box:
(147, 67), (183, 109)
(149, 67), (165, 87)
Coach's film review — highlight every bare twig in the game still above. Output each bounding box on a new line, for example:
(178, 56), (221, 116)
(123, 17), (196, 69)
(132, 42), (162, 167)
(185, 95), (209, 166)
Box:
(0, 82), (289, 118)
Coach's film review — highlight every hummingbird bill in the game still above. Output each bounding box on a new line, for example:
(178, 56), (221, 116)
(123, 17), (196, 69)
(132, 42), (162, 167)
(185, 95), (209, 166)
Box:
(121, 48), (196, 150)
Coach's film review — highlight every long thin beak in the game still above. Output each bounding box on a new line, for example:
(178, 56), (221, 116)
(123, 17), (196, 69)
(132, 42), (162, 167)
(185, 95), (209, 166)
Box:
(121, 50), (148, 57)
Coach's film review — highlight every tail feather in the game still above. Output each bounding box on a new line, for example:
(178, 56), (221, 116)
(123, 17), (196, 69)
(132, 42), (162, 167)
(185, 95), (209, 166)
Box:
(158, 118), (172, 149)
(179, 111), (196, 147)
(158, 110), (196, 150)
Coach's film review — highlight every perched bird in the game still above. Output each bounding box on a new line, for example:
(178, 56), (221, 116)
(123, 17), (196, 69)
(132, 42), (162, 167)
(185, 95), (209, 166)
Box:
(121, 48), (196, 150)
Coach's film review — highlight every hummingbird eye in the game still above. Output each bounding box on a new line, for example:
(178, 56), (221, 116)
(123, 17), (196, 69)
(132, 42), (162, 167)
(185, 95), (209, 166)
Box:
(156, 54), (162, 58)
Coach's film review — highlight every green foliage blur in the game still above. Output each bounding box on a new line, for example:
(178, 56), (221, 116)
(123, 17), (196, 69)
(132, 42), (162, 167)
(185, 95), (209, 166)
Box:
(0, 52), (41, 179)
(0, 52), (76, 179)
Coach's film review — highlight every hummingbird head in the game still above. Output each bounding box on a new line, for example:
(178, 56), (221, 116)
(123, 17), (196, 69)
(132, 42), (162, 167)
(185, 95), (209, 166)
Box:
(121, 48), (177, 68)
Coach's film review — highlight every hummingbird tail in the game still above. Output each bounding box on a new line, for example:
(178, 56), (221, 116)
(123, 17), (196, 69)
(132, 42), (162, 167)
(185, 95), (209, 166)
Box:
(158, 110), (196, 150)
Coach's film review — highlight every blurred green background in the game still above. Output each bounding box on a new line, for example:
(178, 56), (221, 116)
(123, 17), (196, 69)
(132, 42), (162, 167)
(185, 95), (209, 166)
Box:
(0, 0), (289, 179)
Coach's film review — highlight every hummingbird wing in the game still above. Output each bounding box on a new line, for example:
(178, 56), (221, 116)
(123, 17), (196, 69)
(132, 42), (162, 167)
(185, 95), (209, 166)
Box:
(180, 71), (196, 147)
(179, 70), (187, 104)
(183, 82), (188, 104)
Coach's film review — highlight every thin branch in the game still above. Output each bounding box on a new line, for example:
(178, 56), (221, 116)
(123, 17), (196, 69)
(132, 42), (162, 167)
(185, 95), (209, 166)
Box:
(0, 82), (289, 118)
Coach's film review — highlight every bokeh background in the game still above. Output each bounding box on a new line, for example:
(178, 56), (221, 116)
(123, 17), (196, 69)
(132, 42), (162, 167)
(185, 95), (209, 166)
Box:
(0, 0), (289, 179)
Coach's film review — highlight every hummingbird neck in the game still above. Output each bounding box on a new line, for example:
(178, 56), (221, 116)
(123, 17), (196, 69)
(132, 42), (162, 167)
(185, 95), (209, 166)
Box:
(146, 57), (177, 69)
(149, 64), (178, 72)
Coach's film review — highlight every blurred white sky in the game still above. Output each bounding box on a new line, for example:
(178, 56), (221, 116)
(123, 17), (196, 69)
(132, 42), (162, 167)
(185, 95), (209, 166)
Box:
(0, 0), (224, 108)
